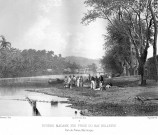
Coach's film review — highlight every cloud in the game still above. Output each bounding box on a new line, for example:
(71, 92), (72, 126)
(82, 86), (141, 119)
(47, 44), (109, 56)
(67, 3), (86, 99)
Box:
(20, 15), (68, 55)
(64, 32), (104, 59)
(22, 16), (50, 46)
(39, 0), (62, 13)
(63, 32), (92, 58)
(45, 32), (67, 53)
(0, 0), (39, 40)
(0, 0), (105, 59)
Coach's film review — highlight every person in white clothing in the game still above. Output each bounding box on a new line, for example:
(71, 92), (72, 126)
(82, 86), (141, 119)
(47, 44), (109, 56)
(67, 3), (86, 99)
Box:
(91, 76), (95, 89)
(67, 75), (72, 89)
(77, 76), (80, 87)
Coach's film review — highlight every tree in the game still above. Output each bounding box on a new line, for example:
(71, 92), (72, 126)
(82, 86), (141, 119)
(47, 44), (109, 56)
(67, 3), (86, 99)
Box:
(87, 63), (97, 73)
(0, 45), (81, 77)
(0, 47), (24, 77)
(59, 54), (62, 58)
(0, 35), (11, 50)
(48, 51), (54, 56)
(82, 0), (158, 85)
(146, 55), (158, 80)
(104, 18), (132, 75)
(149, 0), (158, 81)
(101, 51), (123, 74)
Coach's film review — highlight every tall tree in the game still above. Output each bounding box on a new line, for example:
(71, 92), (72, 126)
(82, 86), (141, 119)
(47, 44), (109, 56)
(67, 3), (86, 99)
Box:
(82, 0), (158, 85)
(149, 0), (158, 81)
(104, 18), (132, 75)
(0, 35), (11, 50)
(101, 48), (124, 74)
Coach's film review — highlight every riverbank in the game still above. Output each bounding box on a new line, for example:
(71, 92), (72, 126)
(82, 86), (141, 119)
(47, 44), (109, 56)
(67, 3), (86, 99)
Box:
(26, 76), (158, 116)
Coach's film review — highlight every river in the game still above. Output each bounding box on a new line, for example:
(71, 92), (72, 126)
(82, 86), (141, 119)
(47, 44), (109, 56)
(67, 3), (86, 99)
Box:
(0, 85), (81, 117)
(0, 74), (89, 116)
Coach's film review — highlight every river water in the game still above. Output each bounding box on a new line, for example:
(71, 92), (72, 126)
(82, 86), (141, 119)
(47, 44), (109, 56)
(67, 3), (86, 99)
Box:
(0, 86), (81, 116)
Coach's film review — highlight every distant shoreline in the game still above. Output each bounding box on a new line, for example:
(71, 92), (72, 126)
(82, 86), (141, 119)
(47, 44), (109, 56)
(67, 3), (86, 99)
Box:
(0, 74), (88, 86)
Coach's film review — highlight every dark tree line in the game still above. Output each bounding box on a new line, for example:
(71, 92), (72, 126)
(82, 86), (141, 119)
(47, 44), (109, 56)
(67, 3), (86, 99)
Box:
(0, 46), (80, 78)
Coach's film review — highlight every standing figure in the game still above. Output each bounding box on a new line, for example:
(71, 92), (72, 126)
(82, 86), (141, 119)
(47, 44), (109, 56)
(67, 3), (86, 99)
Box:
(68, 75), (72, 89)
(77, 76), (80, 87)
(88, 74), (91, 82)
(72, 75), (76, 86)
(64, 76), (68, 88)
(91, 76), (95, 89)
(95, 76), (99, 89)
(99, 75), (104, 90)
(79, 76), (83, 87)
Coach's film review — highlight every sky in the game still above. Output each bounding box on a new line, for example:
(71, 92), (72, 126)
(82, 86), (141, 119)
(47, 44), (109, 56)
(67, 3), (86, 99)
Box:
(0, 0), (157, 59)
(0, 0), (106, 59)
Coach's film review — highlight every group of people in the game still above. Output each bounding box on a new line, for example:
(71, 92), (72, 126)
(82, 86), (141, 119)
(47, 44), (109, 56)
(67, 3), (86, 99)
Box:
(64, 74), (105, 90)
(64, 75), (84, 89)
(90, 75), (104, 90)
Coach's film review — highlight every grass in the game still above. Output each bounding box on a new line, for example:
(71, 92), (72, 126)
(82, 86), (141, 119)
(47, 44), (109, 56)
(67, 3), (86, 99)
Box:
(49, 76), (158, 116)
(104, 76), (140, 87)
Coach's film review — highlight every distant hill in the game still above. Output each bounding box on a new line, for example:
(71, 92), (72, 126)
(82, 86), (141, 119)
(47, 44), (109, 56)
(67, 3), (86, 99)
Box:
(65, 56), (100, 67)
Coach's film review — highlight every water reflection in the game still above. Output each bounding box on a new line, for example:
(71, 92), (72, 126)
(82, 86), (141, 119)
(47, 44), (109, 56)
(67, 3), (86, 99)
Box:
(51, 101), (58, 107)
(32, 106), (41, 116)
(26, 97), (41, 116)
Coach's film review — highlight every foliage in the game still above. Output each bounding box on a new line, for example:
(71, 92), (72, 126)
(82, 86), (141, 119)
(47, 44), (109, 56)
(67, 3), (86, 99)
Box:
(101, 47), (124, 74)
(0, 35), (11, 50)
(82, 0), (158, 85)
(87, 63), (97, 73)
(102, 17), (131, 74)
(0, 47), (80, 78)
(146, 55), (158, 79)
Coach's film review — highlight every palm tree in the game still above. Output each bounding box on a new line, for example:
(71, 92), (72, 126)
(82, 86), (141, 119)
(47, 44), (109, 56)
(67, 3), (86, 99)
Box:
(0, 35), (11, 50)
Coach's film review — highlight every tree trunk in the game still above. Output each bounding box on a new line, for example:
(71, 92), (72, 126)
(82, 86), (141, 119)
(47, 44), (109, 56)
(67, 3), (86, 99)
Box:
(138, 49), (148, 86)
(153, 55), (158, 81)
(139, 64), (146, 86)
(153, 18), (158, 81)
(149, 0), (158, 81)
